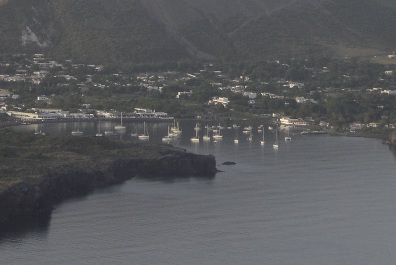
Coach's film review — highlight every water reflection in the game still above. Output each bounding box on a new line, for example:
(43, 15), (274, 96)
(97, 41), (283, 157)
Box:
(0, 212), (51, 242)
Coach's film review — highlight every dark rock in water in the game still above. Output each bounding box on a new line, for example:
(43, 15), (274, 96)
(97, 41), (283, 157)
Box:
(222, 161), (236, 165)
(0, 142), (217, 229)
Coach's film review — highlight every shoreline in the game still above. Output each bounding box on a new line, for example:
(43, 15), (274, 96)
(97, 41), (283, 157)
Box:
(0, 135), (218, 230)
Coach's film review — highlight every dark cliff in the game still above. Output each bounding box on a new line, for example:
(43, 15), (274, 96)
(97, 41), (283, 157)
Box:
(0, 132), (217, 228)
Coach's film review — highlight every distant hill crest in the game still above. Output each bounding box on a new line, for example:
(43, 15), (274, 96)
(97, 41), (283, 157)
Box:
(0, 0), (394, 64)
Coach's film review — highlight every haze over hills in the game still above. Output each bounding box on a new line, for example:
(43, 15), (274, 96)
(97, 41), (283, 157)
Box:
(0, 0), (395, 65)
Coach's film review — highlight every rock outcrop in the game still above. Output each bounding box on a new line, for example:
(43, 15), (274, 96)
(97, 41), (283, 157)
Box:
(0, 151), (217, 228)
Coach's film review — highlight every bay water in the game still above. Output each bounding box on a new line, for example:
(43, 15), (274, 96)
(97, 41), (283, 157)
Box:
(2, 122), (396, 264)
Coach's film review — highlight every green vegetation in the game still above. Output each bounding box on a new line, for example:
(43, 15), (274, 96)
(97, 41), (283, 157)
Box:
(0, 129), (181, 191)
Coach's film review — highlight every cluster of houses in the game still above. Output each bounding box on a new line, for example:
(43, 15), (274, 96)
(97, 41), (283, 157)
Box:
(6, 108), (173, 122)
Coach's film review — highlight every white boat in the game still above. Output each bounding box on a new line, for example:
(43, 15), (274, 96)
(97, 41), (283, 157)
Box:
(138, 122), (150, 141)
(260, 125), (265, 145)
(212, 127), (223, 140)
(104, 130), (117, 136)
(114, 112), (126, 132)
(71, 120), (83, 136)
(130, 128), (138, 137)
(258, 124), (263, 133)
(234, 128), (239, 143)
(284, 128), (291, 141)
(243, 126), (252, 134)
(248, 131), (253, 141)
(273, 128), (279, 149)
(190, 124), (200, 143)
(203, 124), (211, 141)
(95, 119), (103, 137)
(34, 130), (45, 136)
(162, 126), (172, 143)
(170, 119), (182, 136)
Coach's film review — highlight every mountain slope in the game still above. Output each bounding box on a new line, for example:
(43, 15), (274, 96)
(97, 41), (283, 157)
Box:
(0, 0), (394, 64)
(232, 0), (396, 59)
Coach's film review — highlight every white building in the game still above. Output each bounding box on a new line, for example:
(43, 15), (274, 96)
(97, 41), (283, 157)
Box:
(280, 117), (309, 126)
(209, 97), (230, 107)
(37, 95), (51, 102)
(176, 90), (193, 99)
(288, 82), (305, 89)
(242, 92), (257, 99)
(7, 111), (59, 121)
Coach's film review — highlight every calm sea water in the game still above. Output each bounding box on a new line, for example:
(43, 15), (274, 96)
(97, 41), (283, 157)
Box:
(2, 121), (396, 265)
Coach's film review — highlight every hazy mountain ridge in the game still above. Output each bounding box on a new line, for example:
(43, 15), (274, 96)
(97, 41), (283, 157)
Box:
(0, 0), (394, 65)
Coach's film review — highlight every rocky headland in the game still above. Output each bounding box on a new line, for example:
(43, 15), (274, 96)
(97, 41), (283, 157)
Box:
(0, 130), (217, 228)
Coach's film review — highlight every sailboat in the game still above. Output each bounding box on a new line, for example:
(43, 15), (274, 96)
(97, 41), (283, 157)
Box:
(260, 125), (265, 145)
(34, 129), (45, 135)
(130, 127), (138, 137)
(194, 123), (201, 132)
(212, 125), (223, 140)
(191, 126), (200, 142)
(203, 125), (211, 141)
(114, 112), (126, 132)
(162, 126), (172, 143)
(234, 128), (239, 144)
(284, 128), (292, 141)
(138, 122), (149, 141)
(248, 127), (253, 141)
(71, 119), (83, 136)
(170, 119), (182, 137)
(273, 127), (279, 149)
(95, 119), (103, 137)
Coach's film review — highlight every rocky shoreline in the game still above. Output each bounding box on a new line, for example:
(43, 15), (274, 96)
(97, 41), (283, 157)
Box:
(0, 133), (217, 229)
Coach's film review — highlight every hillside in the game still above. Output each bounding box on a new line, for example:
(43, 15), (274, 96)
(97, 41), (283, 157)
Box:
(0, 0), (394, 65)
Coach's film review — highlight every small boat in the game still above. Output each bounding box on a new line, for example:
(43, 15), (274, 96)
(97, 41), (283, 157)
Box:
(170, 119), (182, 136)
(243, 126), (252, 134)
(130, 128), (138, 137)
(104, 130), (117, 136)
(34, 129), (45, 135)
(114, 112), (126, 132)
(212, 126), (223, 140)
(162, 126), (173, 143)
(248, 132), (253, 142)
(258, 124), (263, 133)
(260, 125), (265, 145)
(71, 119), (83, 136)
(96, 119), (103, 137)
(138, 122), (150, 141)
(234, 128), (239, 143)
(203, 125), (211, 141)
(71, 130), (83, 136)
(191, 125), (200, 142)
(273, 128), (279, 149)
(285, 129), (291, 141)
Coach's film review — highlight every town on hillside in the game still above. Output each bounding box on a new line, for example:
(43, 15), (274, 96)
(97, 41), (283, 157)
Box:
(0, 53), (395, 136)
